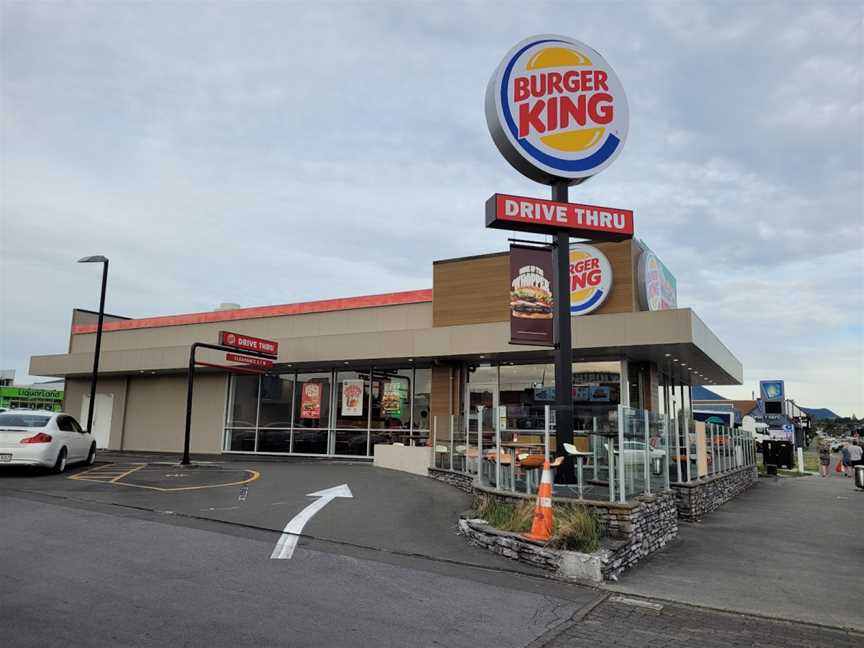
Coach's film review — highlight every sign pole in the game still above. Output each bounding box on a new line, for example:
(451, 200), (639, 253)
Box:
(552, 180), (575, 483)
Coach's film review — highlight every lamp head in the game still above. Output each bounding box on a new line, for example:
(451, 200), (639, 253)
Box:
(77, 255), (108, 263)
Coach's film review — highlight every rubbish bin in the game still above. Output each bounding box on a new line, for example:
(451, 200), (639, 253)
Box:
(763, 440), (794, 469)
(855, 465), (864, 491)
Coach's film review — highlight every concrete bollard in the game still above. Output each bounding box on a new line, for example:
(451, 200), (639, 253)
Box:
(797, 447), (805, 474)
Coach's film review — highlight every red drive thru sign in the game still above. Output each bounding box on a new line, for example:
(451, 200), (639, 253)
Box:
(219, 331), (279, 357)
(226, 353), (274, 369)
(485, 193), (633, 241)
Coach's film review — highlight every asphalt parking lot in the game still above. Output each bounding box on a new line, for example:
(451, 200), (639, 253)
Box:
(0, 455), (546, 571)
(2, 455), (861, 647)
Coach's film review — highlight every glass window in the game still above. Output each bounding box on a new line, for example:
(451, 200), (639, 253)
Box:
(335, 370), (370, 429)
(370, 369), (411, 431)
(467, 365), (497, 432)
(293, 373), (331, 430)
(57, 416), (75, 432)
(0, 413), (51, 427)
(412, 368), (431, 432)
(257, 429), (292, 453)
(499, 363), (554, 432)
(226, 429), (256, 452)
(572, 361), (621, 434)
(259, 374), (295, 428)
(227, 375), (259, 428)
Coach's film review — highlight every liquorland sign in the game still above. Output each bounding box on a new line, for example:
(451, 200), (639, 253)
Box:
(485, 35), (629, 185)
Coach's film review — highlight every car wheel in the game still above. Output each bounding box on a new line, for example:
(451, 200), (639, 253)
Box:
(86, 443), (97, 466)
(53, 447), (67, 474)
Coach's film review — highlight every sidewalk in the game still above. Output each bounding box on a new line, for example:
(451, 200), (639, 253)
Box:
(543, 594), (863, 648)
(605, 472), (863, 631)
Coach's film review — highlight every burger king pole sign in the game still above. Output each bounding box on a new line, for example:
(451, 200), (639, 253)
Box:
(485, 35), (629, 186)
(485, 35), (629, 480)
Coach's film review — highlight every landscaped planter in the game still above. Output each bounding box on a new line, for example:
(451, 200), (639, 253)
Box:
(432, 466), (678, 581)
(458, 517), (610, 583)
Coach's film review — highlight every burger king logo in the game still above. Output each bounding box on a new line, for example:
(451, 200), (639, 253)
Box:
(569, 244), (612, 315)
(485, 35), (629, 185)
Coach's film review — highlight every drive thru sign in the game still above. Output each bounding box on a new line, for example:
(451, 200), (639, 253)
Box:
(218, 331), (278, 357)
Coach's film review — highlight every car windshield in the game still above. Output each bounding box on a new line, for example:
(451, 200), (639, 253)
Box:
(0, 413), (51, 427)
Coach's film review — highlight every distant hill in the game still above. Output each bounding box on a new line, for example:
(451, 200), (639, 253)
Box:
(800, 407), (839, 420)
(692, 385), (725, 401)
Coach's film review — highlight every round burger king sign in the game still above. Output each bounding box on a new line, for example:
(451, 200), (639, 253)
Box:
(486, 35), (629, 185)
(569, 244), (612, 315)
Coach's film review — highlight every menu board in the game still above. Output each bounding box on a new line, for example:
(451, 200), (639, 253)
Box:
(341, 379), (364, 416)
(381, 382), (403, 417)
(300, 383), (322, 419)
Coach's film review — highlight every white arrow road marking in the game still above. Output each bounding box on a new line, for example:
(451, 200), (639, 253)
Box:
(270, 484), (353, 560)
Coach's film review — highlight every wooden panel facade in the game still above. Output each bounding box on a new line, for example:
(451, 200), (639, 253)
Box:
(432, 253), (510, 327)
(429, 365), (463, 438)
(432, 241), (639, 328)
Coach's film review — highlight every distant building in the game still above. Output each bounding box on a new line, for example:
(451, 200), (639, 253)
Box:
(0, 370), (64, 411)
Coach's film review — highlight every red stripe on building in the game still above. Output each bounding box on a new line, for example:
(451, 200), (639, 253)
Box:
(71, 289), (433, 335)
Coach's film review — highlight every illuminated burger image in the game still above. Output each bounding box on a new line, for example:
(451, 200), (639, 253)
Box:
(511, 264), (553, 319)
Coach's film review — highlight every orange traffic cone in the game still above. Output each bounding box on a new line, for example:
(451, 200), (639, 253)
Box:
(524, 460), (554, 542)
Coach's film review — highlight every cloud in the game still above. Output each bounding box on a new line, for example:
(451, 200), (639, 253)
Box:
(1, 1), (862, 415)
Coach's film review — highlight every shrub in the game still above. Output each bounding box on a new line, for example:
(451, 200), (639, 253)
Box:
(473, 495), (534, 533)
(548, 503), (601, 553)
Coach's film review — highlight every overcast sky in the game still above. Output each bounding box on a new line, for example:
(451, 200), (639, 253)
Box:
(1, 2), (862, 415)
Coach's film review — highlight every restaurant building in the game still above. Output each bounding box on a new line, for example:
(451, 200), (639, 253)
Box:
(30, 238), (742, 456)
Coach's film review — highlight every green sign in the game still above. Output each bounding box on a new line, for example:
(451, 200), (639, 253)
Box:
(0, 386), (64, 412)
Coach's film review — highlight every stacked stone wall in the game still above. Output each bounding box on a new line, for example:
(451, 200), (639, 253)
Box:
(671, 466), (758, 521)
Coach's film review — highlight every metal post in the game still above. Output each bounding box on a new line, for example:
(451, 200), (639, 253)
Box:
(85, 259), (108, 436)
(182, 343), (197, 466)
(674, 412), (682, 483)
(608, 438), (615, 502)
(684, 417), (692, 482)
(552, 180), (575, 483)
(710, 425), (716, 475)
(592, 416), (598, 480)
(431, 417), (437, 468)
(663, 416), (670, 490)
(495, 410), (502, 491)
(449, 416), (454, 471)
(644, 409), (651, 495)
(617, 405), (626, 502)
(476, 405), (484, 485)
(543, 404), (550, 463)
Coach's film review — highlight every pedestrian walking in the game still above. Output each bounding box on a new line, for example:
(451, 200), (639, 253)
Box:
(818, 440), (831, 477)
(847, 440), (863, 477)
(840, 443), (852, 477)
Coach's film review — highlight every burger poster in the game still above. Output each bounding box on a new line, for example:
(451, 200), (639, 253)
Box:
(381, 382), (403, 417)
(341, 379), (364, 416)
(300, 383), (322, 420)
(509, 245), (554, 346)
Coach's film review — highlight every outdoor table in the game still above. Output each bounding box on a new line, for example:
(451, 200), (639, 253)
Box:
(501, 442), (545, 492)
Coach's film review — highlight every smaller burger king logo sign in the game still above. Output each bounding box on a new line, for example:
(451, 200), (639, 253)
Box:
(569, 244), (612, 315)
(486, 35), (629, 185)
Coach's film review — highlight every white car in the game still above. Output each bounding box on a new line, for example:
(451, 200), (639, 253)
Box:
(0, 410), (96, 472)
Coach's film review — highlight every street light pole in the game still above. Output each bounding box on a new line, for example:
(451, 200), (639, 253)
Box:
(78, 256), (109, 436)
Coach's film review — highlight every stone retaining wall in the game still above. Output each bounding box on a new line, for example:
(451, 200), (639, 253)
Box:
(427, 467), (474, 493)
(671, 465), (758, 521)
(428, 468), (678, 581)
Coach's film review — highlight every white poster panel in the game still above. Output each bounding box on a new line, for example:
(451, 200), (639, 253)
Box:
(341, 379), (364, 417)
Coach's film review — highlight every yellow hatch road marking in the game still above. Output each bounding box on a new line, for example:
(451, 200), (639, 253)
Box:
(68, 463), (260, 492)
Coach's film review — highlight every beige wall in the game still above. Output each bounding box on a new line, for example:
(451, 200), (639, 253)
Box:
(64, 376), (129, 450)
(122, 373), (227, 454)
(68, 302), (433, 354)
